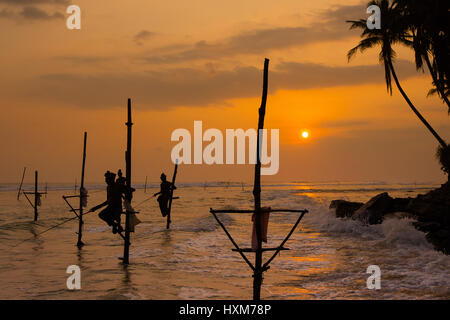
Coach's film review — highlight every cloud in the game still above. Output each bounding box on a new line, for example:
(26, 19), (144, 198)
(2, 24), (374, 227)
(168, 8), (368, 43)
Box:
(0, 0), (68, 21)
(318, 119), (372, 128)
(55, 55), (115, 64)
(0, 6), (64, 20)
(0, 8), (13, 18)
(0, 0), (69, 5)
(20, 6), (64, 20)
(20, 59), (418, 110)
(141, 3), (366, 64)
(134, 30), (156, 45)
(271, 60), (418, 90)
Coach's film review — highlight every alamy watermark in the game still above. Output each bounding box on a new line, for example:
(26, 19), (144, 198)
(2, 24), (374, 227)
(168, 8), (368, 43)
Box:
(66, 265), (81, 290)
(64, 5), (380, 31)
(366, 265), (381, 289)
(66, 5), (81, 30)
(171, 121), (279, 175)
(367, 5), (381, 30)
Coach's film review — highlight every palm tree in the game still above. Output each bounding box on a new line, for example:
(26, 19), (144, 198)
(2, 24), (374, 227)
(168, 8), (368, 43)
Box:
(394, 0), (450, 111)
(436, 144), (450, 181)
(347, 0), (447, 148)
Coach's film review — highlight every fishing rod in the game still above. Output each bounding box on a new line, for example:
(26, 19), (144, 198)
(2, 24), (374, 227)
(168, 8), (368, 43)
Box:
(12, 209), (96, 248)
(134, 194), (180, 209)
(134, 195), (155, 208)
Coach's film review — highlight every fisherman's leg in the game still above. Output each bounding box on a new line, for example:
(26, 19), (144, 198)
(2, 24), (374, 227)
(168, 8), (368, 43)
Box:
(116, 208), (124, 233)
(111, 208), (123, 234)
(98, 208), (114, 226)
(157, 196), (167, 217)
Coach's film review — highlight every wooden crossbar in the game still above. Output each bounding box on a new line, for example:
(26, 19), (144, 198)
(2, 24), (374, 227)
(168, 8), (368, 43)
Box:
(117, 229), (126, 241)
(63, 195), (85, 199)
(232, 247), (289, 253)
(210, 209), (308, 214)
(62, 196), (81, 218)
(23, 193), (34, 208)
(121, 210), (140, 214)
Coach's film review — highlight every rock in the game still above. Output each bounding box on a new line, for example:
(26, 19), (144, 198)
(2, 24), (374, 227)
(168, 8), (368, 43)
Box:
(412, 221), (442, 233)
(329, 200), (363, 218)
(391, 197), (412, 212)
(352, 192), (394, 225)
(384, 211), (415, 220)
(407, 182), (450, 226)
(426, 229), (450, 255)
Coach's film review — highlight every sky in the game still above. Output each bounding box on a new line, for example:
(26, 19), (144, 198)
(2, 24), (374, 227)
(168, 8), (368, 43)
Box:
(0, 0), (449, 184)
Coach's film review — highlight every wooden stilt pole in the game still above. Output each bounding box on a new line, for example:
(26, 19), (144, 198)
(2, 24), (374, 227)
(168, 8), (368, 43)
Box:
(166, 161), (178, 229)
(123, 98), (133, 265)
(209, 58), (308, 300)
(34, 171), (39, 221)
(144, 176), (147, 193)
(252, 58), (269, 301)
(17, 167), (26, 200)
(77, 132), (87, 248)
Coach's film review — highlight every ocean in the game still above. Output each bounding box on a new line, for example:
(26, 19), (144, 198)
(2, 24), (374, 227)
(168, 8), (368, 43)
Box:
(0, 181), (448, 299)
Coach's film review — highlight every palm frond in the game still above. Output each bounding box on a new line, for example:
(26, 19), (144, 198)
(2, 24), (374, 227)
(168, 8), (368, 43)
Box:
(347, 37), (381, 61)
(346, 19), (367, 31)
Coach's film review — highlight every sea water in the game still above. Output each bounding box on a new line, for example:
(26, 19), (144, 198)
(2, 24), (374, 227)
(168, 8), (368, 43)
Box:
(0, 181), (448, 299)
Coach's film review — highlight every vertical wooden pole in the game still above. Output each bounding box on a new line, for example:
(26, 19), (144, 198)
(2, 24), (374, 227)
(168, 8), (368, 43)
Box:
(17, 167), (26, 200)
(77, 132), (87, 248)
(123, 98), (133, 264)
(34, 170), (38, 221)
(166, 161), (178, 229)
(144, 176), (147, 193)
(252, 58), (269, 301)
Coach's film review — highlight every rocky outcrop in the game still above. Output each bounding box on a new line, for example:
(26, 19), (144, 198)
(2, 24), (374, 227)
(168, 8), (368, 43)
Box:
(329, 200), (363, 218)
(351, 192), (395, 224)
(330, 182), (450, 254)
(407, 183), (450, 255)
(407, 183), (450, 225)
(330, 192), (413, 224)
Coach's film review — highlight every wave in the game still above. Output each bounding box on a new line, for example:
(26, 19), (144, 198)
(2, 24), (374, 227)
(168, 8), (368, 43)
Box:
(304, 203), (437, 251)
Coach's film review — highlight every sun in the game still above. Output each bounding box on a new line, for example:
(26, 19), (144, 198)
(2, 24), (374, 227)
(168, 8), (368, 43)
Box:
(301, 131), (309, 139)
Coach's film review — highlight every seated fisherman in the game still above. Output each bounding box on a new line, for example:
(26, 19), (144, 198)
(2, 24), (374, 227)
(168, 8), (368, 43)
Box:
(89, 170), (124, 234)
(153, 173), (176, 217)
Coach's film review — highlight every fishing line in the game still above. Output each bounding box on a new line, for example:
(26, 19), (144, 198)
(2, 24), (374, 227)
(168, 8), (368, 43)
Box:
(134, 195), (155, 208)
(12, 209), (95, 248)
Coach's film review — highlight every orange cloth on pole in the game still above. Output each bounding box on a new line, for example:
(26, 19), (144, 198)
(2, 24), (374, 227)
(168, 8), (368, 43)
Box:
(251, 207), (271, 250)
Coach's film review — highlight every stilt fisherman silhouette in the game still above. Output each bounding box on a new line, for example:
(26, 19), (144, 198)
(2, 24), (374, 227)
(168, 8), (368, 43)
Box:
(90, 170), (126, 234)
(154, 173), (176, 217)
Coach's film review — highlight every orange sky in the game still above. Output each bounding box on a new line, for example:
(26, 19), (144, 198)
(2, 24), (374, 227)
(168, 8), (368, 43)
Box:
(0, 0), (448, 184)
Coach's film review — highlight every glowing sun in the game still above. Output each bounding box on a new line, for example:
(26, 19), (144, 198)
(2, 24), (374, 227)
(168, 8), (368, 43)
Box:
(301, 131), (309, 139)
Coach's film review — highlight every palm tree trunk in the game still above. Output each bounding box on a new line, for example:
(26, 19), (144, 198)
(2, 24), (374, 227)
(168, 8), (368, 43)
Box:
(423, 53), (450, 110)
(388, 59), (447, 148)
